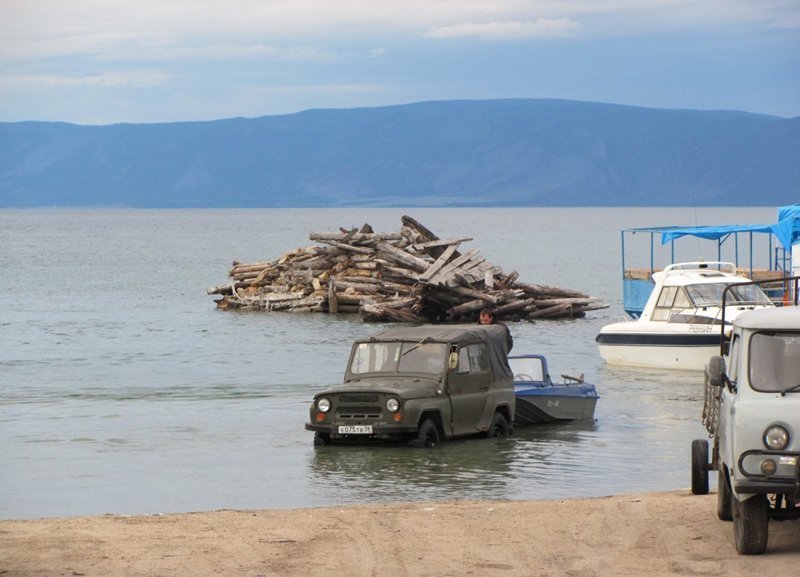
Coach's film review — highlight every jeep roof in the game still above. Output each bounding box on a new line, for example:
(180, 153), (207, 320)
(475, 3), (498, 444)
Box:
(356, 323), (513, 378)
(731, 305), (800, 330)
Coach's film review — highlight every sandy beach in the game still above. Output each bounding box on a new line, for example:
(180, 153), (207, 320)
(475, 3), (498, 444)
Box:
(1, 490), (798, 577)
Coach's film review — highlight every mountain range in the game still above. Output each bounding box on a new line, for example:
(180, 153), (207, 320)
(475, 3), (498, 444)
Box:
(1, 99), (798, 208)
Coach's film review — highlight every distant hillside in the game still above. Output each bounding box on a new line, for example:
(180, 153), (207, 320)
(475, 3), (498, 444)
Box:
(1, 99), (798, 207)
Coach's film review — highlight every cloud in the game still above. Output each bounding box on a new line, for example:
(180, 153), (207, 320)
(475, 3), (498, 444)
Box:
(0, 70), (170, 88)
(423, 19), (582, 40)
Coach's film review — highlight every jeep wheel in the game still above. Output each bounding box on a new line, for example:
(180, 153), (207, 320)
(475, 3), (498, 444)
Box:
(691, 439), (709, 495)
(733, 494), (769, 555)
(487, 412), (510, 439)
(313, 432), (331, 446)
(411, 419), (440, 448)
(717, 467), (733, 521)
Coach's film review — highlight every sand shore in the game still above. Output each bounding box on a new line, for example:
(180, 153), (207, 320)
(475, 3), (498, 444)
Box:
(2, 490), (798, 577)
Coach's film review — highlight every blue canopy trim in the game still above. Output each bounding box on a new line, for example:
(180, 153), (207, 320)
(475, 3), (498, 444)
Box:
(659, 205), (800, 250)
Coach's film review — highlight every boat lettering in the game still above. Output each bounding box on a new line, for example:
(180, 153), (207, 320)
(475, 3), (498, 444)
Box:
(547, 400), (560, 407)
(688, 323), (712, 333)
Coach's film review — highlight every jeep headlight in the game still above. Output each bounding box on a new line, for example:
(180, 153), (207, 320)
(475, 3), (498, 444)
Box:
(316, 397), (331, 413)
(386, 398), (400, 413)
(763, 425), (789, 450)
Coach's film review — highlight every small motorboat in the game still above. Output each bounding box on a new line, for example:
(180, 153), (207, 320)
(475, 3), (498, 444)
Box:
(596, 262), (775, 371)
(509, 354), (599, 425)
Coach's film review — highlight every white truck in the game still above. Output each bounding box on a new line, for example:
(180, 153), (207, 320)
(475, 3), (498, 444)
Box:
(691, 289), (800, 554)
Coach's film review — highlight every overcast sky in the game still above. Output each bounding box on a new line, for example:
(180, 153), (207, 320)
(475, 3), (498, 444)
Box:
(1, 0), (798, 124)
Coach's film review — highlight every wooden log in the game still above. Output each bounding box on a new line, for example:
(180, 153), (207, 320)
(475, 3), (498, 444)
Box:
(328, 277), (338, 314)
(526, 303), (574, 319)
(533, 297), (605, 307)
(375, 241), (430, 272)
(309, 232), (403, 243)
(446, 299), (488, 317)
(442, 285), (500, 305)
(333, 280), (382, 294)
(229, 260), (277, 274)
(493, 297), (537, 316)
(413, 237), (473, 250)
(418, 242), (461, 281)
(379, 264), (421, 283)
(513, 282), (588, 299)
(313, 239), (375, 255)
(497, 270), (519, 288)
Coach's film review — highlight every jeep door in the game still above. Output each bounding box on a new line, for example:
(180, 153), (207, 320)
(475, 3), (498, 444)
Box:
(446, 343), (492, 436)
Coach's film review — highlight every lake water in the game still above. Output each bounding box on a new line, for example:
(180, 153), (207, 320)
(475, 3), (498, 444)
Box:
(0, 206), (781, 519)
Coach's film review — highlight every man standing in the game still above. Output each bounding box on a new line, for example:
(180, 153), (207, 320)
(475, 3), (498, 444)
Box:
(478, 308), (513, 351)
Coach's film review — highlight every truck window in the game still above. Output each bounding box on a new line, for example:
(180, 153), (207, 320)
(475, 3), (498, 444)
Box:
(350, 342), (402, 374)
(728, 333), (740, 385)
(456, 344), (489, 374)
(749, 332), (800, 392)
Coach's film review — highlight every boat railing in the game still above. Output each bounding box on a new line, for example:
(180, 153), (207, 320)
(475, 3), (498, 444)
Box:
(717, 275), (800, 354)
(662, 261), (737, 274)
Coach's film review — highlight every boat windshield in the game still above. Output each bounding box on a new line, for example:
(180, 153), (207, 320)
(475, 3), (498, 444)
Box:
(350, 341), (448, 375)
(749, 332), (800, 393)
(685, 283), (772, 308)
(508, 357), (545, 382)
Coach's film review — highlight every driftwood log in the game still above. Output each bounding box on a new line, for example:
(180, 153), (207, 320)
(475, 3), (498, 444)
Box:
(207, 216), (608, 322)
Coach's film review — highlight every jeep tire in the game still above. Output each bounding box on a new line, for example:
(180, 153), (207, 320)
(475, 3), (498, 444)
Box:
(411, 418), (441, 448)
(487, 412), (510, 439)
(313, 432), (331, 446)
(717, 467), (733, 521)
(733, 494), (769, 555)
(691, 439), (709, 495)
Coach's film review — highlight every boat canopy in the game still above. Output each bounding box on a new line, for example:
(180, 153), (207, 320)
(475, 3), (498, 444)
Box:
(659, 204), (800, 250)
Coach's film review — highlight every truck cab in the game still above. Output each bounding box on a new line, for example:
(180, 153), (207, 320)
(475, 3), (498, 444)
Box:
(692, 302), (800, 554)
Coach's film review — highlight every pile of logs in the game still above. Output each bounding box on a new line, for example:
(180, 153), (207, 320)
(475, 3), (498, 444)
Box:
(207, 216), (607, 322)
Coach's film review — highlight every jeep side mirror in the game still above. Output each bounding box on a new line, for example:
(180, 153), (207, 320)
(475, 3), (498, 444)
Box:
(707, 355), (726, 387)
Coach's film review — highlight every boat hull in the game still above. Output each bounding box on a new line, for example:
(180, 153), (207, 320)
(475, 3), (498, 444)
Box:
(514, 386), (598, 425)
(595, 330), (722, 371)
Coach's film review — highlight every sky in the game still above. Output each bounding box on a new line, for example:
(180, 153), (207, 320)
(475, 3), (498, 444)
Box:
(1, 0), (799, 125)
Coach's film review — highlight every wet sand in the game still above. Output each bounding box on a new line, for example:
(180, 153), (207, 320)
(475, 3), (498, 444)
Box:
(2, 490), (799, 577)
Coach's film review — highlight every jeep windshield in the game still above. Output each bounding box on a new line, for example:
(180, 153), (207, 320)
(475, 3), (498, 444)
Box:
(350, 341), (448, 375)
(686, 282), (772, 308)
(748, 331), (800, 393)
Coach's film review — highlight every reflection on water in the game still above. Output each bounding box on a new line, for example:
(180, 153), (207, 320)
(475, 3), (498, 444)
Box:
(306, 420), (621, 504)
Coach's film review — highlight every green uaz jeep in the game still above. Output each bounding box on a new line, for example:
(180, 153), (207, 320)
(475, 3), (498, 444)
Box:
(305, 324), (515, 446)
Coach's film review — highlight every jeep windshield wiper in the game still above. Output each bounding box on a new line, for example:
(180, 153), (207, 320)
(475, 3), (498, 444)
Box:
(780, 383), (800, 395)
(401, 336), (432, 356)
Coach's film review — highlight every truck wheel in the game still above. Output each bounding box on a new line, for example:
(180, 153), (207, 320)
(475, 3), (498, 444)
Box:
(717, 467), (733, 521)
(733, 494), (769, 555)
(411, 419), (440, 448)
(487, 412), (510, 439)
(691, 439), (709, 495)
(313, 432), (331, 446)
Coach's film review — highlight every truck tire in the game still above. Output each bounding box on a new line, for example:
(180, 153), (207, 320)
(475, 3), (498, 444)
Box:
(487, 412), (510, 439)
(411, 418), (440, 448)
(733, 494), (769, 555)
(717, 467), (733, 521)
(691, 439), (709, 495)
(313, 432), (331, 446)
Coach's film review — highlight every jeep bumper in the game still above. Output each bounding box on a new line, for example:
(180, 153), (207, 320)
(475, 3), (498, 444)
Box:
(734, 449), (800, 498)
(305, 422), (419, 440)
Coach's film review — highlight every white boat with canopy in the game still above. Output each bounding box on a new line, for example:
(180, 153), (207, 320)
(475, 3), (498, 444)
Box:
(596, 205), (800, 371)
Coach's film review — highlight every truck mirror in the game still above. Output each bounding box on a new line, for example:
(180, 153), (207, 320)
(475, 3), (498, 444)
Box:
(707, 355), (726, 387)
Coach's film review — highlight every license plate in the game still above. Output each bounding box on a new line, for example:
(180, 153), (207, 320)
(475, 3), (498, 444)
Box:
(338, 425), (373, 434)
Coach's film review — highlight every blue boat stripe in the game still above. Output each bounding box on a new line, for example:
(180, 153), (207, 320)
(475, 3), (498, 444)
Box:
(595, 333), (722, 346)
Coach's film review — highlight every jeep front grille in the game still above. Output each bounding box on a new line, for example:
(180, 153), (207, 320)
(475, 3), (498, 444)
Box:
(337, 406), (382, 419)
(340, 393), (379, 403)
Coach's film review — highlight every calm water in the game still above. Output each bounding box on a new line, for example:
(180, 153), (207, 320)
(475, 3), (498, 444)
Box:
(0, 206), (780, 519)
